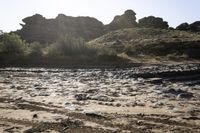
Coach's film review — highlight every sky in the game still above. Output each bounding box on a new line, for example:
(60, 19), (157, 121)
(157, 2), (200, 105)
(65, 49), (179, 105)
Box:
(0, 0), (200, 32)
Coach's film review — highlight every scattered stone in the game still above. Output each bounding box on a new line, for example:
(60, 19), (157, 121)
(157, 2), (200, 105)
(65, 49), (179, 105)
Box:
(4, 127), (20, 132)
(182, 116), (200, 120)
(35, 87), (48, 90)
(177, 93), (193, 99)
(115, 103), (121, 107)
(64, 103), (79, 111)
(39, 92), (50, 96)
(90, 95), (114, 102)
(10, 85), (15, 89)
(74, 94), (88, 101)
(150, 102), (164, 108)
(16, 86), (23, 90)
(162, 88), (188, 95)
(33, 114), (38, 119)
(110, 92), (120, 97)
(85, 89), (98, 94)
(84, 111), (106, 119)
(98, 102), (103, 105)
(146, 78), (163, 84)
(136, 102), (145, 107)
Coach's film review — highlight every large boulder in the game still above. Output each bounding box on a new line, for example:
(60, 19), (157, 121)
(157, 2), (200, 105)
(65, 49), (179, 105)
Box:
(16, 14), (105, 44)
(105, 10), (137, 31)
(138, 16), (169, 29)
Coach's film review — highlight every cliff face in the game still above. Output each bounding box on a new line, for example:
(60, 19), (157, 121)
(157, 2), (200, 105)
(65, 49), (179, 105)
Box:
(16, 14), (105, 43)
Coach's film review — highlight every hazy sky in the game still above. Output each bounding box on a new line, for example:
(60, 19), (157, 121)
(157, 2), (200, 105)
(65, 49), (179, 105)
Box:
(1, 0), (200, 32)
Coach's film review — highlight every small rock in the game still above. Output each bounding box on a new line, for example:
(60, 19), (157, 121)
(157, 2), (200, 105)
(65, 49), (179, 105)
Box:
(150, 102), (164, 108)
(136, 102), (145, 107)
(177, 93), (193, 99)
(162, 88), (187, 95)
(85, 89), (98, 93)
(33, 114), (38, 119)
(146, 78), (163, 84)
(16, 86), (23, 90)
(84, 111), (106, 119)
(74, 94), (88, 101)
(90, 95), (114, 102)
(115, 103), (121, 107)
(39, 92), (50, 96)
(10, 85), (15, 89)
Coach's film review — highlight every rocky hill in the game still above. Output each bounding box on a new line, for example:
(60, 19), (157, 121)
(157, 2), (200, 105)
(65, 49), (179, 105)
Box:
(88, 28), (200, 60)
(13, 9), (200, 62)
(15, 10), (139, 44)
(176, 21), (200, 32)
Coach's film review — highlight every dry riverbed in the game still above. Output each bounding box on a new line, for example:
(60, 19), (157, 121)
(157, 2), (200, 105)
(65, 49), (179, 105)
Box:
(0, 64), (200, 133)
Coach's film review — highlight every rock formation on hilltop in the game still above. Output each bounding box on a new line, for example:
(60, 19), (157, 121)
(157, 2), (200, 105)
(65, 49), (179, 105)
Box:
(176, 21), (200, 32)
(16, 14), (105, 44)
(16, 10), (139, 44)
(138, 16), (169, 29)
(176, 23), (190, 31)
(190, 21), (200, 32)
(105, 10), (137, 31)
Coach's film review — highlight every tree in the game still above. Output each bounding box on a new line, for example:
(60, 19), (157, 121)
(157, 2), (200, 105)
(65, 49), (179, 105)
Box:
(29, 42), (43, 57)
(138, 16), (169, 29)
(48, 35), (89, 56)
(0, 33), (26, 54)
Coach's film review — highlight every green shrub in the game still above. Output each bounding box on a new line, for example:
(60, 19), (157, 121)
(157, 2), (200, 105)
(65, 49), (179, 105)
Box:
(47, 35), (94, 56)
(28, 42), (43, 57)
(0, 33), (26, 55)
(124, 44), (134, 55)
(96, 46), (117, 56)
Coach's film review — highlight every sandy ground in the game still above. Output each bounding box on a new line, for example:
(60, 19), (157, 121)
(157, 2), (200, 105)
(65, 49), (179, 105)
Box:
(0, 64), (200, 133)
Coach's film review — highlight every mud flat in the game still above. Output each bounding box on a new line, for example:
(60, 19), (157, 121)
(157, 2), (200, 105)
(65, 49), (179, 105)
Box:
(0, 64), (200, 133)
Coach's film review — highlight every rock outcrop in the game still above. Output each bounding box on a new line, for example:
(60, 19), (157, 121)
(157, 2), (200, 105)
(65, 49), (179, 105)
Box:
(16, 10), (139, 44)
(176, 23), (190, 31)
(189, 21), (200, 32)
(176, 21), (200, 32)
(16, 14), (105, 43)
(138, 16), (169, 29)
(105, 10), (137, 31)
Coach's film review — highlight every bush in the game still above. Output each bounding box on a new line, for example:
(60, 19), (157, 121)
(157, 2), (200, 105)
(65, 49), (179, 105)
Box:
(28, 42), (43, 57)
(0, 33), (26, 55)
(124, 43), (134, 55)
(47, 35), (93, 56)
(96, 46), (117, 56)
